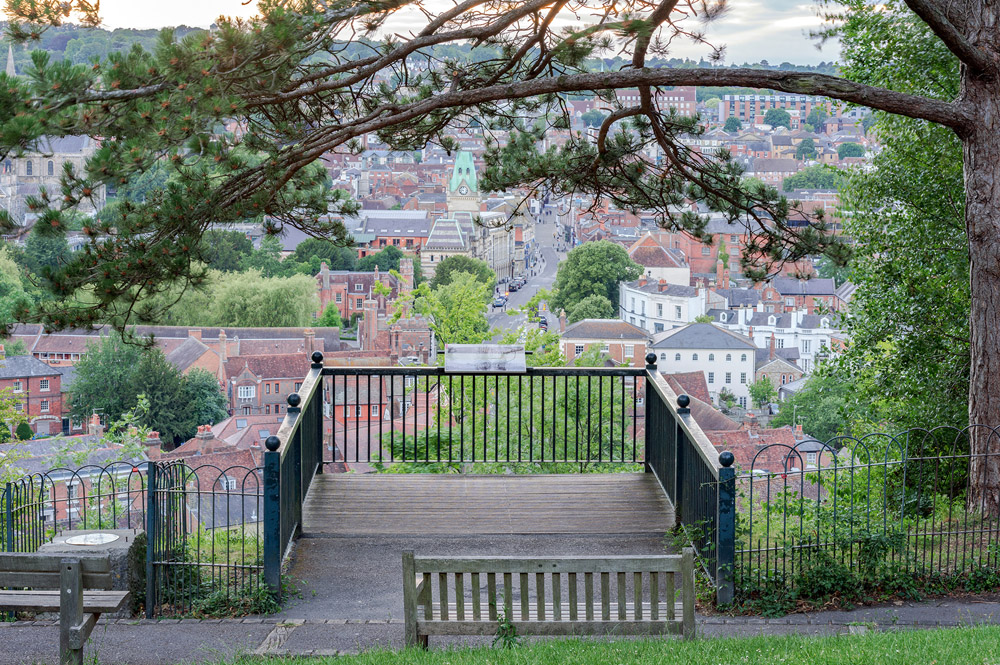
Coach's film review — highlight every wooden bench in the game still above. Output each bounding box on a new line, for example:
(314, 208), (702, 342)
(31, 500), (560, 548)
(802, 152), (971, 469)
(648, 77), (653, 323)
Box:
(0, 553), (131, 665)
(402, 549), (695, 647)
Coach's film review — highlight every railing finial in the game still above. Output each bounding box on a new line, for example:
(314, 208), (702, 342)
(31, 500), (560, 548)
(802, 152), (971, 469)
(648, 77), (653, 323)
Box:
(677, 394), (690, 414)
(264, 435), (280, 452)
(645, 352), (657, 371)
(311, 351), (324, 368)
(287, 393), (301, 410)
(719, 450), (735, 467)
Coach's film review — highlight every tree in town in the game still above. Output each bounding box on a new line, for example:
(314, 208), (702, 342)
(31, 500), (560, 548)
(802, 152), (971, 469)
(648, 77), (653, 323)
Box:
(183, 368), (229, 428)
(782, 165), (846, 192)
(292, 238), (357, 270)
(317, 303), (345, 329)
(805, 108), (829, 129)
(239, 235), (285, 278)
(429, 255), (496, 293)
(795, 138), (817, 160)
(0, 245), (31, 330)
(748, 377), (777, 409)
(3, 0), (1000, 507)
(131, 348), (196, 444)
(567, 294), (614, 323)
(723, 116), (743, 132)
(580, 109), (609, 127)
(694, 314), (714, 323)
(357, 246), (423, 285)
(14, 422), (33, 441)
(763, 108), (792, 129)
(837, 142), (866, 159)
(200, 230), (254, 272)
(21, 229), (70, 279)
(410, 271), (492, 345)
(550, 241), (642, 315)
(771, 372), (855, 443)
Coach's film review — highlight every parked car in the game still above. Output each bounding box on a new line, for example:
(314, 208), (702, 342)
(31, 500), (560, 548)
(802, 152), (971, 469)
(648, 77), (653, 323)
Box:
(493, 297), (507, 308)
(539, 317), (548, 330)
(509, 281), (520, 292)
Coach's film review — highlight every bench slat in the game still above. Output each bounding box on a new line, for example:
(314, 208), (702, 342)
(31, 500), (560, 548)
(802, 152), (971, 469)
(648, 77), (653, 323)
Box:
(455, 573), (464, 621)
(616, 572), (626, 621)
(0, 590), (129, 613)
(471, 573), (480, 621)
(650, 572), (659, 621)
(0, 571), (113, 590)
(519, 573), (529, 621)
(568, 572), (577, 622)
(416, 619), (684, 637)
(413, 556), (682, 575)
(0, 554), (111, 575)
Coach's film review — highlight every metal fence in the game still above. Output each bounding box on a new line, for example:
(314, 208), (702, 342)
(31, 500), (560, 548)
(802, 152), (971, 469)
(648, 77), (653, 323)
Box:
(326, 366), (646, 465)
(735, 427), (1000, 603)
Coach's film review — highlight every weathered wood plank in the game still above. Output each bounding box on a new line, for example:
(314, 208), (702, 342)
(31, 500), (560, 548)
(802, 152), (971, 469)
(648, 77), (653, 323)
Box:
(402, 551), (419, 648)
(568, 572), (578, 622)
(455, 573), (465, 621)
(411, 556), (682, 574)
(471, 573), (481, 621)
(416, 620), (683, 637)
(0, 590), (128, 614)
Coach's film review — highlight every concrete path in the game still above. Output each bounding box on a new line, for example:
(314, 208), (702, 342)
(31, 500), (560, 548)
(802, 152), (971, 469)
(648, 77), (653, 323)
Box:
(6, 599), (1000, 663)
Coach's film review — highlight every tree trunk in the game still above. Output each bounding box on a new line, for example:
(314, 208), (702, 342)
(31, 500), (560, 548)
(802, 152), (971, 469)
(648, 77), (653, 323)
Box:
(964, 67), (1000, 516)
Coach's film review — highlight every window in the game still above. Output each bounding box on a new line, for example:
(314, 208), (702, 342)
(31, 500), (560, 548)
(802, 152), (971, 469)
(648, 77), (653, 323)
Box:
(237, 385), (256, 399)
(47, 160), (54, 176)
(25, 160), (32, 176)
(802, 340), (811, 353)
(575, 344), (584, 357)
(601, 343), (609, 352)
(654, 323), (664, 333)
(335, 293), (342, 303)
(692, 353), (699, 361)
(236, 418), (248, 429)
(675, 353), (681, 361)
(357, 298), (364, 308)
(675, 306), (682, 319)
(356, 405), (363, 416)
(276, 404), (281, 414)
(274, 383), (281, 394)
(371, 404), (380, 416)
(777, 339), (785, 349)
(781, 374), (787, 385)
(657, 304), (663, 317)
(785, 298), (795, 306)
(725, 372), (732, 384)
(266, 383), (271, 394)
(220, 476), (237, 491)
(701, 246), (711, 255)
(740, 372), (747, 384)
(355, 283), (364, 292)
(709, 354), (715, 361)
(265, 404), (271, 414)
(806, 452), (818, 467)
(630, 297), (635, 312)
(741, 354), (747, 362)
(708, 372), (715, 383)
(624, 344), (635, 357)
(40, 400), (49, 413)
(14, 402), (22, 412)
(768, 315), (776, 325)
(12, 380), (21, 393)
(295, 382), (302, 392)
(726, 354), (732, 362)
(640, 301), (645, 315)
(730, 235), (738, 243)
(660, 352), (666, 360)
(739, 396), (747, 408)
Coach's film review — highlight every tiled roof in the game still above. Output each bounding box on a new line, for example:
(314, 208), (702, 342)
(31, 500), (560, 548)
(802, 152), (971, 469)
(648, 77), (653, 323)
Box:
(651, 323), (755, 350)
(561, 319), (649, 341)
(165, 337), (211, 373)
(712, 288), (760, 308)
(770, 277), (837, 296)
(624, 280), (698, 297)
(664, 371), (711, 404)
(225, 354), (311, 382)
(630, 244), (686, 269)
(0, 354), (61, 379)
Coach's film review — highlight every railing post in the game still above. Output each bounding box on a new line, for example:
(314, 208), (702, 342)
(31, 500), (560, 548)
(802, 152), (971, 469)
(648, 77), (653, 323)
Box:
(263, 435), (282, 603)
(312, 352), (325, 474)
(643, 353), (657, 472)
(716, 451), (736, 605)
(674, 395), (690, 515)
(144, 464), (157, 619)
(4, 483), (13, 552)
(287, 394), (303, 510)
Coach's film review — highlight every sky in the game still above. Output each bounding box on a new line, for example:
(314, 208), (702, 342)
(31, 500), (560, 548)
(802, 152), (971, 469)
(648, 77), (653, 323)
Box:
(93, 0), (837, 66)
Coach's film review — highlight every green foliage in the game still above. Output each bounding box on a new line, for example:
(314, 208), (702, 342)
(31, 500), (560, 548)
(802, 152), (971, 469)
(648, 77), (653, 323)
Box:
(293, 238), (357, 271)
(748, 377), (777, 409)
(411, 272), (492, 344)
(580, 109), (608, 128)
(723, 116), (743, 132)
(718, 388), (737, 410)
(358, 246), (423, 285)
(550, 241), (642, 315)
(795, 138), (816, 160)
(184, 369), (228, 428)
(200, 230), (254, 272)
(430, 255), (496, 293)
(783, 165), (846, 191)
(694, 314), (714, 323)
(2, 339), (27, 355)
(567, 294), (614, 323)
(770, 372), (853, 441)
(815, 255), (852, 287)
(0, 245), (32, 329)
(763, 108), (791, 129)
(22, 229), (70, 278)
(317, 304), (343, 328)
(805, 108), (828, 128)
(837, 142), (865, 159)
(14, 422), (33, 441)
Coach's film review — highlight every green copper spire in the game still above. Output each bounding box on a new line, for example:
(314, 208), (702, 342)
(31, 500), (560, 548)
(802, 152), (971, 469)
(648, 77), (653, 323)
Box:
(448, 151), (478, 193)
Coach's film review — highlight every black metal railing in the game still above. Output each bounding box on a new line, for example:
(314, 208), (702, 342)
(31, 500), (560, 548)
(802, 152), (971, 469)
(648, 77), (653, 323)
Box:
(643, 354), (735, 603)
(326, 365), (646, 465)
(735, 427), (1000, 606)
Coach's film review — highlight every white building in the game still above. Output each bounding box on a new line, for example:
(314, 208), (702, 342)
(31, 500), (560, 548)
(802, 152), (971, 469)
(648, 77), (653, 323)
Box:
(709, 306), (839, 374)
(649, 323), (757, 407)
(620, 278), (707, 334)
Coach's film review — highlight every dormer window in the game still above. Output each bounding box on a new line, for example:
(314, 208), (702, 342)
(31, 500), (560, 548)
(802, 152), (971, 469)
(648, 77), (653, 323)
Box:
(821, 317), (829, 327)
(768, 316), (776, 325)
(719, 312), (728, 322)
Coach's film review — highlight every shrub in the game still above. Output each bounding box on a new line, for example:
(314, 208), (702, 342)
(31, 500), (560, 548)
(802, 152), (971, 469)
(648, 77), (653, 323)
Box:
(14, 423), (32, 441)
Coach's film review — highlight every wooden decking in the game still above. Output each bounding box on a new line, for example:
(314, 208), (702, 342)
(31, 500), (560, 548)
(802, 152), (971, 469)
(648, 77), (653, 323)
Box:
(302, 473), (674, 536)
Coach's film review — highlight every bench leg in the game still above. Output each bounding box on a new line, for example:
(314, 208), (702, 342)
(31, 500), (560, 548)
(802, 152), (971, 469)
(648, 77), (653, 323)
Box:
(419, 634), (428, 649)
(60, 559), (84, 665)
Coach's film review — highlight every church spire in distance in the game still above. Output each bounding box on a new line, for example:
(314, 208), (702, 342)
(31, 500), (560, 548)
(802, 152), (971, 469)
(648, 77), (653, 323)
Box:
(5, 44), (15, 78)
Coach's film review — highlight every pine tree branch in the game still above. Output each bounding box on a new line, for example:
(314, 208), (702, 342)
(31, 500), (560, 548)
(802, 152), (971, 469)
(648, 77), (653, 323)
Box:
(901, 0), (997, 78)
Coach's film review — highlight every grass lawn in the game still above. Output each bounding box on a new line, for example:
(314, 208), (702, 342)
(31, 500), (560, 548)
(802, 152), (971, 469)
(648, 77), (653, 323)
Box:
(224, 625), (1000, 664)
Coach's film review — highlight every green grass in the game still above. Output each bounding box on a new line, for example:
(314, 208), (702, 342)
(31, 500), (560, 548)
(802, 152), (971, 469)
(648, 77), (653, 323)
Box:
(220, 625), (1000, 665)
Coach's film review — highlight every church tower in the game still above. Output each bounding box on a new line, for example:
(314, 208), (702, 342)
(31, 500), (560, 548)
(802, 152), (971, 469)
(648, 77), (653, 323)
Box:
(446, 151), (480, 214)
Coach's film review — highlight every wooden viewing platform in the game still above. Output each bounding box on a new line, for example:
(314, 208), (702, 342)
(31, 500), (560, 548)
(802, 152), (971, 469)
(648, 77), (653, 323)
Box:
(301, 473), (675, 537)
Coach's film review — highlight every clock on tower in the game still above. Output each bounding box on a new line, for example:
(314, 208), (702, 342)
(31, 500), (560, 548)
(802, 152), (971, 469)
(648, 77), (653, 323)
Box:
(458, 185), (469, 195)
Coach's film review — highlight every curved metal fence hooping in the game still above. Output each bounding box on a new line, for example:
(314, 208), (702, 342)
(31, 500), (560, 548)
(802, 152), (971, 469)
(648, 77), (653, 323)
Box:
(146, 461), (264, 618)
(735, 426), (1000, 604)
(4, 463), (148, 553)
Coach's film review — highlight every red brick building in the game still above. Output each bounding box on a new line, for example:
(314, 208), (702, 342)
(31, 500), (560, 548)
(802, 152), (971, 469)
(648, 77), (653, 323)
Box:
(0, 346), (64, 435)
(315, 263), (399, 322)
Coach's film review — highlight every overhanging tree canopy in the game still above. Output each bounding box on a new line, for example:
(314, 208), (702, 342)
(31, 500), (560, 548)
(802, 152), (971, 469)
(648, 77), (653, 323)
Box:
(2, 0), (1000, 508)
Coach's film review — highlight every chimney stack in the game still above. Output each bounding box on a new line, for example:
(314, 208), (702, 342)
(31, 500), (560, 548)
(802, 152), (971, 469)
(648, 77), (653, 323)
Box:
(638, 276), (647, 287)
(559, 309), (567, 333)
(320, 261), (330, 289)
(769, 333), (776, 361)
(195, 424), (215, 454)
(218, 330), (228, 363)
(304, 328), (315, 355)
(144, 431), (162, 460)
(188, 329), (202, 341)
(658, 279), (667, 293)
(88, 414), (103, 437)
